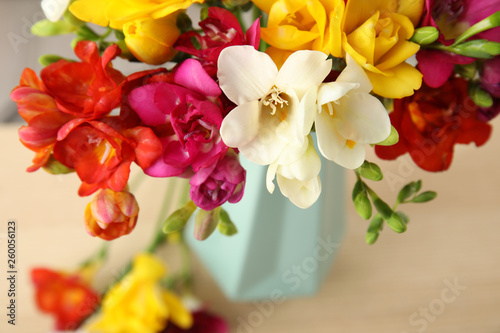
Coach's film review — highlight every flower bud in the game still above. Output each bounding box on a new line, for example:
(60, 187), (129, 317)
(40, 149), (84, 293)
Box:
(194, 208), (220, 241)
(85, 189), (139, 241)
(163, 201), (197, 234)
(410, 26), (439, 45)
(123, 15), (180, 65)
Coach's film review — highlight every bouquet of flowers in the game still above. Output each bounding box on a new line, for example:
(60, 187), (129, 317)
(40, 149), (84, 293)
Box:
(10, 0), (500, 331)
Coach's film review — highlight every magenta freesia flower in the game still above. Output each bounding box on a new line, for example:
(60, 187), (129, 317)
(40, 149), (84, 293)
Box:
(190, 151), (246, 211)
(175, 7), (260, 74)
(162, 309), (229, 333)
(128, 59), (228, 178)
(417, 0), (500, 87)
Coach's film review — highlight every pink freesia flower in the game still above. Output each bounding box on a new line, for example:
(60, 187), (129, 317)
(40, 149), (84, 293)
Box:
(175, 7), (260, 75)
(128, 59), (228, 178)
(189, 151), (246, 211)
(417, 0), (500, 87)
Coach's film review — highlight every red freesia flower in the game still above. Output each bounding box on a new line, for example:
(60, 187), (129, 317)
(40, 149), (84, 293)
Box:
(31, 268), (100, 331)
(11, 41), (126, 172)
(41, 41), (125, 118)
(53, 118), (162, 196)
(375, 78), (492, 171)
(175, 7), (260, 74)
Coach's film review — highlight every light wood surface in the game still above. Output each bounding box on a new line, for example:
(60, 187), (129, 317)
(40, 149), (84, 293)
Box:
(1, 119), (500, 333)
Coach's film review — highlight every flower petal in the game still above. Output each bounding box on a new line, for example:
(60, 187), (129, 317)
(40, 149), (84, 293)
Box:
(336, 53), (373, 93)
(277, 174), (321, 209)
(335, 92), (391, 144)
(275, 50), (331, 100)
(217, 46), (277, 105)
(220, 101), (260, 148)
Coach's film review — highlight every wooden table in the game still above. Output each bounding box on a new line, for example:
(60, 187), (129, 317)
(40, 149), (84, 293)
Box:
(1, 120), (499, 333)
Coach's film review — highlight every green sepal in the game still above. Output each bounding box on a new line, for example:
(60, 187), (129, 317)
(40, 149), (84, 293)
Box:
(357, 161), (383, 181)
(39, 54), (67, 66)
(375, 125), (399, 146)
(42, 155), (74, 174)
(31, 19), (76, 36)
(217, 208), (238, 236)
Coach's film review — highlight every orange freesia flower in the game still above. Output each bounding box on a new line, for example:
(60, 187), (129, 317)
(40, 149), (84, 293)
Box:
(253, 0), (345, 65)
(31, 267), (100, 331)
(85, 188), (139, 240)
(342, 0), (425, 98)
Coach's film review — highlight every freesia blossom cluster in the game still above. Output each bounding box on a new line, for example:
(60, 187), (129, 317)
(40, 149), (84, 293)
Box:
(12, 0), (500, 244)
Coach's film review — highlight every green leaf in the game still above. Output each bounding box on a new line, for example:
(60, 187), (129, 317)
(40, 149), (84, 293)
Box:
(386, 213), (407, 233)
(217, 208), (238, 236)
(411, 191), (437, 203)
(163, 201), (197, 234)
(375, 125), (399, 146)
(31, 19), (76, 36)
(357, 161), (383, 181)
(194, 208), (220, 241)
(410, 26), (439, 45)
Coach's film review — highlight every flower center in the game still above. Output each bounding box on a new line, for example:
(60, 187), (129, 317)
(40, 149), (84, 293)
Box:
(262, 86), (289, 120)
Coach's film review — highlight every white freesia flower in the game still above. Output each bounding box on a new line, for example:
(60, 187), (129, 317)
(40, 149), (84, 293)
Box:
(41, 0), (70, 22)
(266, 135), (322, 209)
(218, 45), (332, 166)
(315, 54), (391, 169)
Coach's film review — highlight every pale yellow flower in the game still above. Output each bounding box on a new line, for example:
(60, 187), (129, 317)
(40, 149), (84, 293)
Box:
(86, 253), (192, 333)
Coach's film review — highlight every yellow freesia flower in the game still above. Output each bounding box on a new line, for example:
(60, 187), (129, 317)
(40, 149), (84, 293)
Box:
(124, 15), (180, 64)
(253, 0), (346, 61)
(86, 253), (192, 333)
(342, 0), (425, 98)
(69, 0), (203, 30)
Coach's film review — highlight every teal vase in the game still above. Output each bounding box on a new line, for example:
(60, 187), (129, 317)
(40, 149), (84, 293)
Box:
(184, 153), (346, 301)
